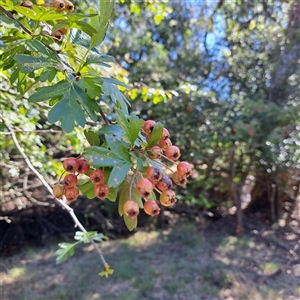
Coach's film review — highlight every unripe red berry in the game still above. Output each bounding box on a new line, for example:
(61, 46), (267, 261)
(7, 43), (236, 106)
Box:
(158, 138), (172, 149)
(177, 161), (193, 178)
(52, 183), (64, 198)
(63, 173), (78, 188)
(165, 145), (181, 161)
(63, 157), (78, 173)
(136, 178), (153, 199)
(159, 190), (177, 207)
(64, 186), (79, 202)
(156, 176), (172, 191)
(90, 169), (105, 184)
(143, 120), (156, 135)
(161, 128), (170, 140)
(147, 146), (162, 159)
(123, 200), (140, 219)
(53, 0), (65, 12)
(77, 159), (90, 174)
(146, 166), (163, 184)
(144, 200), (160, 217)
(172, 171), (187, 186)
(94, 183), (109, 200)
(64, 0), (74, 12)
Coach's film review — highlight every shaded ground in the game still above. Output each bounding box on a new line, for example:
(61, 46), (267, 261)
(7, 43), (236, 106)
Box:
(1, 215), (299, 300)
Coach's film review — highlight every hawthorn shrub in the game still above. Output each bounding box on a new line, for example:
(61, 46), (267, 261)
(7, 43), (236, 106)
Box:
(0, 0), (193, 275)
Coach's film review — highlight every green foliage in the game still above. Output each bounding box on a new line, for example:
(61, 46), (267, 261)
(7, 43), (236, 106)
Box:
(56, 231), (106, 264)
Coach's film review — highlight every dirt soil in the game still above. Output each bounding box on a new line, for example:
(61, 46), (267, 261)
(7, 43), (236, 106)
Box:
(1, 212), (299, 300)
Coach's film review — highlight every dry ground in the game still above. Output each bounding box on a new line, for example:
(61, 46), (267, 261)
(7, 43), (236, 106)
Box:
(1, 216), (299, 300)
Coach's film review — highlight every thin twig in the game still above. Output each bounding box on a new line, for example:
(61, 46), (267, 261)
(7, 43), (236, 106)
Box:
(100, 108), (111, 125)
(2, 118), (108, 269)
(0, 129), (63, 135)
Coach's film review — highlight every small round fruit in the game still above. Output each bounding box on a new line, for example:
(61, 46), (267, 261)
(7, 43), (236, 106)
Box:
(51, 31), (63, 41)
(158, 138), (172, 149)
(21, 1), (33, 8)
(172, 171), (187, 186)
(136, 178), (153, 199)
(147, 146), (162, 159)
(177, 161), (193, 178)
(165, 145), (181, 161)
(52, 183), (64, 198)
(77, 159), (90, 174)
(123, 200), (140, 219)
(143, 120), (156, 135)
(161, 128), (170, 140)
(64, 186), (79, 202)
(53, 0), (65, 12)
(90, 169), (105, 184)
(59, 28), (68, 35)
(146, 166), (163, 184)
(160, 190), (177, 207)
(144, 200), (160, 217)
(63, 173), (78, 188)
(63, 157), (78, 173)
(64, 0), (74, 12)
(94, 183), (109, 200)
(156, 176), (172, 191)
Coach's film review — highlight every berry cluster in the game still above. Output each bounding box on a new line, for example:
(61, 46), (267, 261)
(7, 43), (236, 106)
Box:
(52, 119), (193, 229)
(20, 0), (74, 41)
(52, 157), (88, 202)
(122, 120), (193, 220)
(52, 157), (112, 202)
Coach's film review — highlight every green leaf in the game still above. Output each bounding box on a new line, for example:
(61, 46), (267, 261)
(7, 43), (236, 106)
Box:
(145, 122), (163, 149)
(74, 231), (98, 243)
(72, 84), (98, 121)
(84, 146), (122, 167)
(48, 90), (86, 132)
(39, 68), (57, 83)
(84, 130), (100, 146)
(28, 81), (70, 102)
(39, 12), (66, 21)
(74, 21), (97, 36)
(55, 242), (79, 264)
(85, 53), (115, 68)
(130, 153), (144, 172)
(14, 54), (52, 73)
(108, 162), (132, 188)
(107, 186), (117, 202)
(97, 124), (124, 139)
(101, 77), (129, 89)
(51, 20), (70, 34)
(105, 134), (131, 162)
(14, 6), (41, 20)
(0, 14), (20, 28)
(89, 1), (114, 48)
(78, 77), (102, 99)
(78, 180), (95, 199)
(123, 214), (137, 231)
(25, 40), (57, 60)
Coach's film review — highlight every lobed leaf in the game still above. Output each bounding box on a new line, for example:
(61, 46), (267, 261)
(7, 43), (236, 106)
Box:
(28, 81), (70, 102)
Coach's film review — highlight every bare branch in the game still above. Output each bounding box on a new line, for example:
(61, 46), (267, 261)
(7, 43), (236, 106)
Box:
(2, 117), (108, 269)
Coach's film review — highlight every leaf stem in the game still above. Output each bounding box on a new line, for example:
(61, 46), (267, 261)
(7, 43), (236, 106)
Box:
(129, 170), (137, 200)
